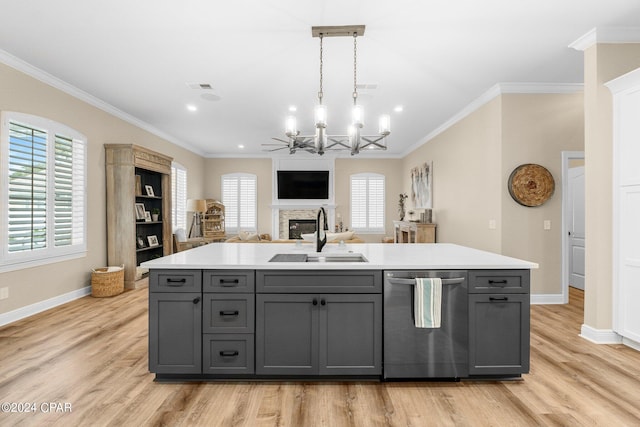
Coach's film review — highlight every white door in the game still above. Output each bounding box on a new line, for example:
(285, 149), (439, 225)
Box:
(568, 166), (585, 290)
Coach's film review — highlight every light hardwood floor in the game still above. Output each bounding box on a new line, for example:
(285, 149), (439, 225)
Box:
(1, 287), (639, 426)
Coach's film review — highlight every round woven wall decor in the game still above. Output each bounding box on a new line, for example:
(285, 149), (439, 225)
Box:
(508, 164), (555, 207)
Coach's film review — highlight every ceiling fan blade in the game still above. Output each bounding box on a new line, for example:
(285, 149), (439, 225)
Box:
(271, 137), (290, 144)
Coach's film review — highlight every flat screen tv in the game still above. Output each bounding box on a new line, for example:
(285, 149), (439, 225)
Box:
(277, 170), (329, 199)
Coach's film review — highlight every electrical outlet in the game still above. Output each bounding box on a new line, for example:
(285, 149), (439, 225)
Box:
(0, 287), (8, 300)
(544, 220), (551, 230)
(489, 220), (497, 230)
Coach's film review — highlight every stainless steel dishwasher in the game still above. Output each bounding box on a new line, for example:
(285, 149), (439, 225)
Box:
(384, 270), (468, 379)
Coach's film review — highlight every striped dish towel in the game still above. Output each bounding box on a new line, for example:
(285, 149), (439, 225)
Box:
(414, 278), (442, 328)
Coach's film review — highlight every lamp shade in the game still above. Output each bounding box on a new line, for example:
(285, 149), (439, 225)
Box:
(187, 199), (207, 213)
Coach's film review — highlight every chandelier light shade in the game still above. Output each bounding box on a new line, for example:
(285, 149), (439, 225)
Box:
(269, 25), (391, 156)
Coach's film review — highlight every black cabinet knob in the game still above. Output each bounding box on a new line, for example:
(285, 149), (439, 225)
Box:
(312, 298), (318, 306)
(193, 297), (201, 304)
(320, 299), (326, 306)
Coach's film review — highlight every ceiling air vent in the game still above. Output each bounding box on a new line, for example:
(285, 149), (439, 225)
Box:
(187, 82), (213, 90)
(186, 82), (222, 101)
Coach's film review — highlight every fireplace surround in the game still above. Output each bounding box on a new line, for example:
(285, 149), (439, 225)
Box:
(288, 219), (316, 239)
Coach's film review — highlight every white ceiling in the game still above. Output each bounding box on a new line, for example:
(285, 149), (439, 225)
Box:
(1, 1), (640, 158)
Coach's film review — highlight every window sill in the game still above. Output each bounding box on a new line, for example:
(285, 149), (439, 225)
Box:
(0, 251), (87, 274)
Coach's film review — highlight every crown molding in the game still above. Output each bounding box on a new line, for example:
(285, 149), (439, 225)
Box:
(401, 82), (584, 157)
(569, 27), (640, 51)
(0, 49), (205, 157)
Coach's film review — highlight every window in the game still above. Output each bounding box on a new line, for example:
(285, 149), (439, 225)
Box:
(350, 173), (385, 233)
(1, 112), (86, 271)
(171, 162), (187, 232)
(222, 173), (257, 233)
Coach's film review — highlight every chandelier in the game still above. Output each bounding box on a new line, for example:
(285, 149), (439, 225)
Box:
(271, 25), (390, 156)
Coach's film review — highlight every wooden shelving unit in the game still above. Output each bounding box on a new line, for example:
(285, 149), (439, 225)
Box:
(202, 199), (226, 241)
(105, 144), (173, 289)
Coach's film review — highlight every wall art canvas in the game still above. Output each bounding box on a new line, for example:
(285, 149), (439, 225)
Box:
(410, 162), (433, 209)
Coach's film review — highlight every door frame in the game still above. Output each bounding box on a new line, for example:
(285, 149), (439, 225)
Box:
(561, 151), (585, 304)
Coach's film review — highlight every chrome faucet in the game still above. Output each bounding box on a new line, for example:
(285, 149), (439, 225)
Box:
(316, 207), (328, 252)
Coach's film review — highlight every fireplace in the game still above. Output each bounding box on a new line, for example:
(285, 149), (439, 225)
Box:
(289, 219), (316, 239)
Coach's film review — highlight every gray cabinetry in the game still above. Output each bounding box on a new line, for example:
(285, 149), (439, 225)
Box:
(255, 270), (382, 377)
(203, 270), (255, 375)
(468, 270), (530, 376)
(149, 274), (202, 374)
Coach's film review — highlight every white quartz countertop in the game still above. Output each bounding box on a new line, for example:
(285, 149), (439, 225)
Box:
(140, 243), (538, 270)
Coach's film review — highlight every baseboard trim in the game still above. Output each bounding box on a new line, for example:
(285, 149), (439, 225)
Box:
(579, 324), (623, 344)
(531, 294), (565, 305)
(0, 286), (91, 327)
(622, 337), (640, 351)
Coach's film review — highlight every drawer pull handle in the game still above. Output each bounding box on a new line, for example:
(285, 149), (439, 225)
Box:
(312, 298), (318, 306)
(219, 350), (239, 357)
(220, 279), (240, 286)
(166, 278), (187, 286)
(489, 297), (508, 302)
(488, 280), (508, 285)
(320, 299), (326, 306)
(220, 310), (239, 317)
(193, 297), (201, 304)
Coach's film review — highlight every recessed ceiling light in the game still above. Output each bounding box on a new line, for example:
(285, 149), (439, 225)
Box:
(289, 105), (297, 112)
(238, 144), (245, 149)
(394, 105), (403, 113)
(186, 104), (197, 112)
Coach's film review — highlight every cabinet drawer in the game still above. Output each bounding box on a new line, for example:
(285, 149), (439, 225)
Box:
(468, 270), (529, 293)
(150, 270), (202, 292)
(203, 294), (255, 333)
(203, 334), (255, 374)
(256, 270), (382, 293)
(203, 270), (255, 293)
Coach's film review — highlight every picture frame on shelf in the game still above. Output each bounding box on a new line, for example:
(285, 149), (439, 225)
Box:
(144, 211), (152, 222)
(147, 235), (159, 247)
(136, 235), (146, 249)
(135, 203), (146, 220)
(145, 185), (155, 197)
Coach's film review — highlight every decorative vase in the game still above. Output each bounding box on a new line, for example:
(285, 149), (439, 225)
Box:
(398, 193), (408, 221)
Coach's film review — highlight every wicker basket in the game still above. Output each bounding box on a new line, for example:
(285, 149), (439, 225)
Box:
(91, 265), (125, 297)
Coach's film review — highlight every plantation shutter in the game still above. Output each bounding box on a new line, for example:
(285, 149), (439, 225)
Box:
(171, 163), (187, 231)
(350, 174), (385, 232)
(222, 174), (257, 232)
(7, 122), (48, 253)
(54, 134), (85, 247)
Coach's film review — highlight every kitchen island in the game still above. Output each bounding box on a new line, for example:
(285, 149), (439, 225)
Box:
(142, 243), (537, 381)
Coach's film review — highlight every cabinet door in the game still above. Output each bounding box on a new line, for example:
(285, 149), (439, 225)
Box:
(149, 293), (202, 374)
(468, 293), (530, 375)
(319, 294), (382, 375)
(255, 294), (318, 375)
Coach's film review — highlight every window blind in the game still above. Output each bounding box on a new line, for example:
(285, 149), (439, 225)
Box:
(222, 174), (257, 232)
(2, 113), (87, 270)
(171, 163), (187, 231)
(350, 173), (385, 233)
(7, 122), (47, 253)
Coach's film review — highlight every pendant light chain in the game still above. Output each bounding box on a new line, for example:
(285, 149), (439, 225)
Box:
(353, 33), (358, 105)
(318, 34), (324, 103)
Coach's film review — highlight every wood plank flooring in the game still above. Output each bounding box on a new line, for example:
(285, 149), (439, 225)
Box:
(1, 287), (639, 426)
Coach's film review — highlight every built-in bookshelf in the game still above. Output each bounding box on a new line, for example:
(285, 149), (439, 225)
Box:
(105, 144), (173, 289)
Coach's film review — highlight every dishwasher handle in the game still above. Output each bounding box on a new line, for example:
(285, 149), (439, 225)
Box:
(386, 277), (465, 286)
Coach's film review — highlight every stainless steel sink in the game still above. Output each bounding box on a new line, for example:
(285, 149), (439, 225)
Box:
(268, 253), (368, 263)
(306, 253), (368, 263)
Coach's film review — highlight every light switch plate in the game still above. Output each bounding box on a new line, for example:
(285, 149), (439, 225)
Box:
(489, 220), (497, 230)
(544, 220), (551, 230)
(0, 287), (8, 300)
